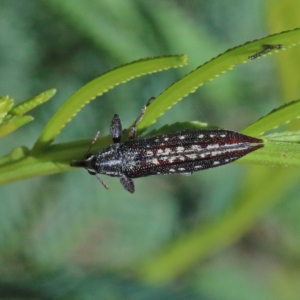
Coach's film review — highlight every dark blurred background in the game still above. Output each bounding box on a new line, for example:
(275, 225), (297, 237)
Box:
(1, 0), (300, 299)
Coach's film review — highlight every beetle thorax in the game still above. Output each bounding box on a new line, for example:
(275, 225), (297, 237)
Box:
(93, 143), (124, 177)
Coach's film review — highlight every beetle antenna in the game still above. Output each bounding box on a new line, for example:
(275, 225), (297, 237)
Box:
(85, 130), (100, 156)
(96, 175), (109, 190)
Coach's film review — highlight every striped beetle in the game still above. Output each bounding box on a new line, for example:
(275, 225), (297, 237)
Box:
(71, 98), (263, 193)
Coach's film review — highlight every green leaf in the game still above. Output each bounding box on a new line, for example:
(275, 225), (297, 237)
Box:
(242, 99), (300, 136)
(33, 55), (188, 152)
(2, 29), (300, 189)
(136, 28), (300, 132)
(264, 130), (300, 142)
(10, 89), (57, 116)
(0, 115), (33, 138)
(0, 146), (29, 167)
(0, 95), (14, 123)
(0, 90), (55, 137)
(239, 138), (300, 168)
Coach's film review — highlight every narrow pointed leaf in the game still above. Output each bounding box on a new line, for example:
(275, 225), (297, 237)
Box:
(0, 96), (14, 123)
(33, 55), (188, 151)
(137, 28), (300, 132)
(242, 99), (300, 136)
(0, 116), (33, 138)
(10, 89), (57, 116)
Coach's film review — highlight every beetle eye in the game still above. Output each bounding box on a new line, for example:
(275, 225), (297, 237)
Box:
(87, 169), (97, 175)
(85, 153), (94, 160)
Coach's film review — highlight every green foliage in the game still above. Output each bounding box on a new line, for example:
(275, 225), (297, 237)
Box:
(2, 1), (300, 299)
(0, 90), (57, 138)
(1, 28), (300, 186)
(33, 55), (188, 151)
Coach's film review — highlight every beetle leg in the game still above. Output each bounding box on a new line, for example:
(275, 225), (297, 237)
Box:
(120, 175), (135, 193)
(129, 97), (155, 140)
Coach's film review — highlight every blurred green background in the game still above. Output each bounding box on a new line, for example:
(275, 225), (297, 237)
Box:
(1, 0), (300, 299)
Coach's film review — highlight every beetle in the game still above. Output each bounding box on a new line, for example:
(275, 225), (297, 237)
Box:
(71, 98), (263, 193)
(248, 44), (283, 60)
